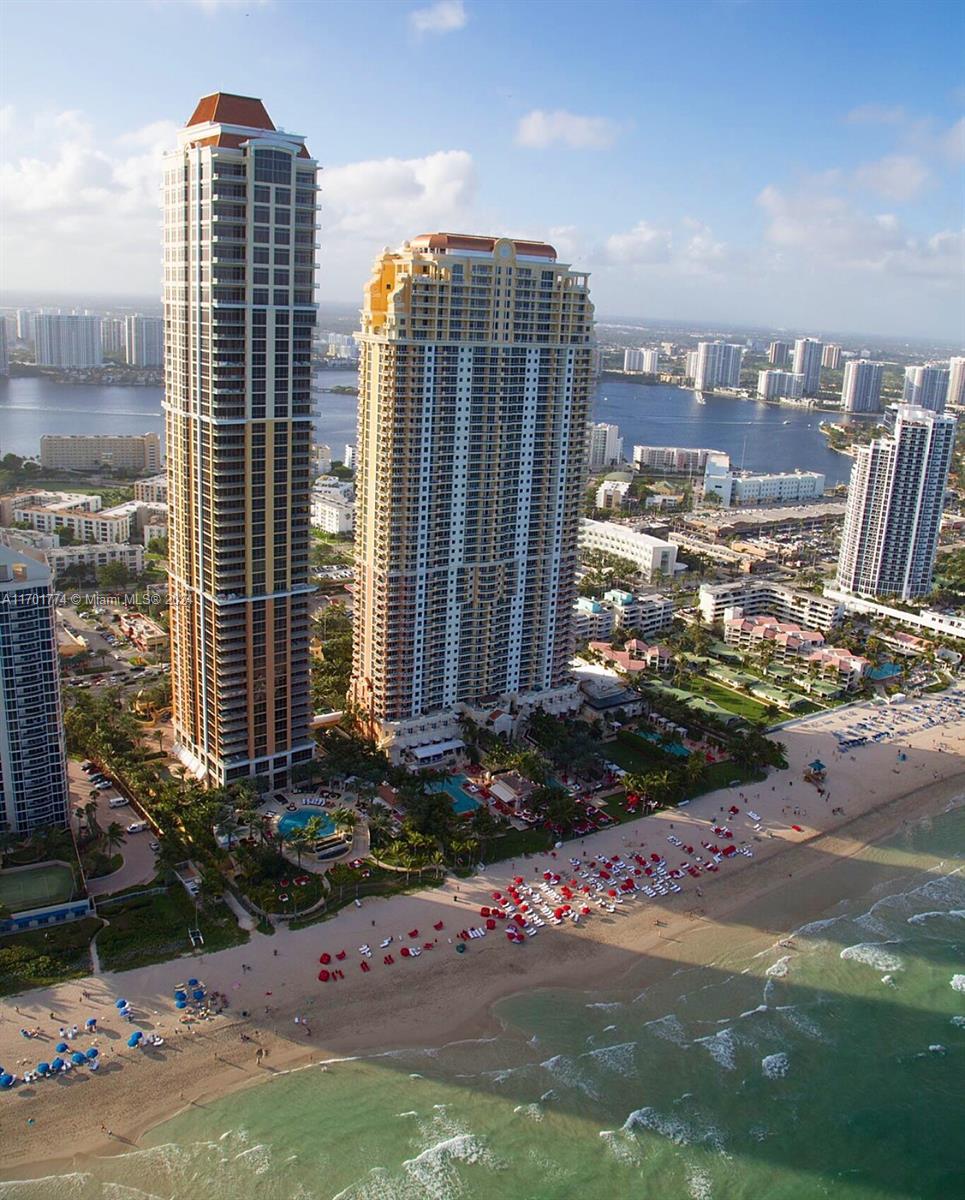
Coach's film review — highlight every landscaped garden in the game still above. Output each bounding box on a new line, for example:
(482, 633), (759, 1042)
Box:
(0, 918), (101, 996)
(96, 886), (247, 972)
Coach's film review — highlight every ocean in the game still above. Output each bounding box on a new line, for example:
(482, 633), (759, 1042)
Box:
(0, 375), (854, 487)
(3, 799), (962, 1200)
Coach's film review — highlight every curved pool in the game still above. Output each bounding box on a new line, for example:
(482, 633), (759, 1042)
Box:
(277, 808), (336, 840)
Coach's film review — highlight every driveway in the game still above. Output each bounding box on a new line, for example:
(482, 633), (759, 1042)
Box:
(69, 758), (159, 897)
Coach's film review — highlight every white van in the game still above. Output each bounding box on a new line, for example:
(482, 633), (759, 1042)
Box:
(108, 796), (129, 809)
(126, 820), (149, 834)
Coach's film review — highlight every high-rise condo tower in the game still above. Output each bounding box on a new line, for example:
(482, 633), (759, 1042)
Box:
(352, 234), (594, 764)
(164, 93), (318, 788)
(835, 404), (956, 600)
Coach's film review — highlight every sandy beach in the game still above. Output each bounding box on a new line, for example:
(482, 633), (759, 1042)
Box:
(2, 686), (963, 1180)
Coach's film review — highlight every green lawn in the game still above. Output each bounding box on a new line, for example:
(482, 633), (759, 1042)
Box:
(97, 888), (248, 972)
(684, 676), (772, 722)
(601, 739), (665, 774)
(0, 918), (101, 996)
(0, 863), (76, 912)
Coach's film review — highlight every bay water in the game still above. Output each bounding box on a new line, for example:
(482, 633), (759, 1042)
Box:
(2, 799), (962, 1199)
(0, 376), (853, 487)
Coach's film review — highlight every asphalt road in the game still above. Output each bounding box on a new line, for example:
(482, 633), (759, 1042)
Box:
(69, 758), (159, 897)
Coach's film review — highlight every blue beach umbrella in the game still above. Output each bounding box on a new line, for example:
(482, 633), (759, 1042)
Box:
(192, 988), (205, 1001)
(187, 978), (199, 986)
(115, 998), (129, 1009)
(127, 1032), (143, 1048)
(55, 1042), (69, 1053)
(0, 1074), (13, 1089)
(36, 1062), (50, 1076)
(85, 1048), (99, 1060)
(175, 1000), (187, 1010)
(85, 1017), (97, 1027)
(174, 990), (187, 1002)
(71, 1052), (87, 1066)
(50, 1057), (65, 1072)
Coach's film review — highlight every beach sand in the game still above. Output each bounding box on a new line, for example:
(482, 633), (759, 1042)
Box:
(2, 687), (963, 1179)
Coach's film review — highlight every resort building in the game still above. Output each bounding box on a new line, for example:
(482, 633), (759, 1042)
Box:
(117, 611), (168, 652)
(45, 542), (145, 579)
(792, 338), (823, 395)
(579, 519), (678, 582)
(588, 422), (624, 470)
(164, 92), (319, 788)
(697, 579), (842, 631)
(34, 314), (103, 368)
(841, 360), (884, 413)
(351, 233), (594, 762)
(902, 364), (948, 413)
(10, 492), (133, 543)
(0, 544), (69, 834)
(573, 597), (616, 642)
(723, 612), (869, 690)
(39, 432), (162, 473)
(310, 493), (354, 534)
(588, 638), (673, 675)
(835, 404), (956, 600)
(602, 589), (674, 638)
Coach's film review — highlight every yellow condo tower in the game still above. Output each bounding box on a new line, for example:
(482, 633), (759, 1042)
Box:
(352, 234), (594, 765)
(164, 94), (318, 788)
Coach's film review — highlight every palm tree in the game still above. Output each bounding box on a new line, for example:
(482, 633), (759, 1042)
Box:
(104, 821), (125, 856)
(331, 806), (357, 831)
(0, 830), (17, 869)
(366, 808), (393, 849)
(83, 800), (101, 840)
(287, 827), (309, 867)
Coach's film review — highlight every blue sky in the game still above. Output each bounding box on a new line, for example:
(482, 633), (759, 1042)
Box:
(2, 0), (962, 338)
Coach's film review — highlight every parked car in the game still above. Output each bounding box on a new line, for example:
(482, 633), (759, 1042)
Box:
(148, 840), (160, 851)
(127, 820), (149, 834)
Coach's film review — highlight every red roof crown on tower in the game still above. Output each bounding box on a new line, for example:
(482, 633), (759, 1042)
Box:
(186, 93), (275, 130)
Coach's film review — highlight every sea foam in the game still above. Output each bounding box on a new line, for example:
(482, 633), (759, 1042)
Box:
(766, 956), (791, 978)
(761, 1052), (790, 1079)
(840, 942), (904, 973)
(693, 1028), (737, 1071)
(951, 975), (965, 993)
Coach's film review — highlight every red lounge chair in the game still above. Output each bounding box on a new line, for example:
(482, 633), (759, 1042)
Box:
(433, 921), (444, 930)
(423, 942), (434, 950)
(360, 961), (371, 972)
(336, 951), (346, 961)
(408, 929), (419, 939)
(384, 954), (394, 965)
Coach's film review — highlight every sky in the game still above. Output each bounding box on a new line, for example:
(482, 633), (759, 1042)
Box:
(1, 0), (963, 340)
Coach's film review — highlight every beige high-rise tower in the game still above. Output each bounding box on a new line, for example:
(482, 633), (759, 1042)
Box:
(351, 234), (594, 764)
(164, 94), (318, 788)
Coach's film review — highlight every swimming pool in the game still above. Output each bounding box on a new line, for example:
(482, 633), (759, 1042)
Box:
(277, 808), (336, 840)
(428, 776), (482, 815)
(634, 730), (690, 758)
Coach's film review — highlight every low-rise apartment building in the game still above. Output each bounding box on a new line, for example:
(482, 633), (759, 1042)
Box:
(39, 433), (162, 473)
(698, 579), (843, 631)
(724, 613), (868, 690)
(580, 519), (678, 582)
(134, 474), (168, 504)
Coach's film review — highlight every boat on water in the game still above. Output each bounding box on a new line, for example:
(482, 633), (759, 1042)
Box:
(693, 389), (707, 404)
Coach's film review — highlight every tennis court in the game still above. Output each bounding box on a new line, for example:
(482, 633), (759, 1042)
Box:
(0, 863), (75, 913)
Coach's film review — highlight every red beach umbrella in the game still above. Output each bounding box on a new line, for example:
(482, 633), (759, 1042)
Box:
(319, 953), (331, 965)
(318, 969), (330, 982)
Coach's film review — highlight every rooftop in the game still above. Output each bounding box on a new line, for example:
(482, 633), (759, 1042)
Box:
(186, 92), (275, 130)
(410, 233), (557, 260)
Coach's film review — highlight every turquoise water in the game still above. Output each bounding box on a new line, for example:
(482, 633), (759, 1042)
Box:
(430, 777), (483, 816)
(2, 801), (962, 1199)
(277, 808), (336, 839)
(635, 731), (691, 758)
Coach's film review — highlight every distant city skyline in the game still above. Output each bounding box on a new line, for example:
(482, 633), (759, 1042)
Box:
(1, 0), (962, 338)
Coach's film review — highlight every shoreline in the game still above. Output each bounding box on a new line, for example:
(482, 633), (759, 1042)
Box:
(1, 693), (963, 1179)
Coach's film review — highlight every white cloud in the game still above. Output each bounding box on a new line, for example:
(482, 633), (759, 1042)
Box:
(603, 220), (672, 264)
(515, 109), (619, 150)
(409, 0), (467, 35)
(845, 103), (907, 125)
(943, 116), (965, 164)
(322, 149), (476, 240)
(852, 154), (930, 201)
(756, 180), (962, 282)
